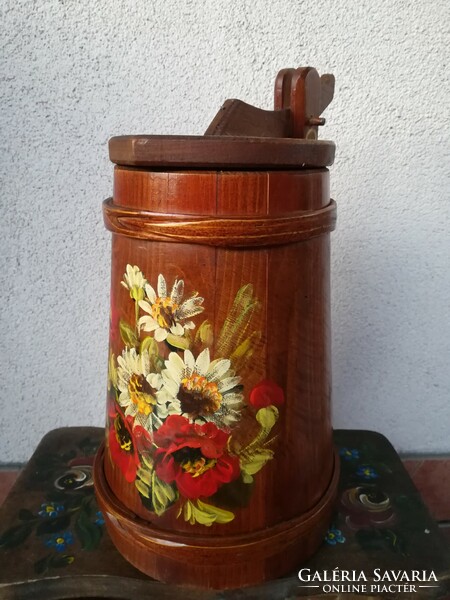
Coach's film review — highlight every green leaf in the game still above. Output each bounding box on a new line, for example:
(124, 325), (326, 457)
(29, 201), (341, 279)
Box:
(18, 509), (35, 521)
(119, 319), (138, 348)
(194, 320), (214, 347)
(74, 507), (102, 551)
(49, 554), (75, 568)
(196, 499), (234, 524)
(135, 479), (151, 499)
(216, 284), (260, 358)
(229, 331), (261, 371)
(166, 333), (190, 350)
(140, 336), (158, 357)
(136, 467), (152, 486)
(181, 500), (234, 526)
(140, 453), (154, 471)
(36, 514), (71, 536)
(0, 522), (34, 548)
(151, 473), (177, 516)
(256, 405), (279, 429)
(240, 449), (274, 476)
(34, 554), (52, 575)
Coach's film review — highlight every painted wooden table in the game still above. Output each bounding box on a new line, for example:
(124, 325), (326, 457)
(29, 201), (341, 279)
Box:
(0, 427), (449, 600)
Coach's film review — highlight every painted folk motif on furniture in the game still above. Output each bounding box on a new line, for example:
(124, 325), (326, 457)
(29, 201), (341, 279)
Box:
(107, 265), (284, 526)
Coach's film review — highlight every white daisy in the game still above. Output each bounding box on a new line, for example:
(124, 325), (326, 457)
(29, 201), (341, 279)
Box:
(117, 347), (168, 431)
(138, 274), (204, 342)
(158, 348), (243, 428)
(121, 264), (147, 302)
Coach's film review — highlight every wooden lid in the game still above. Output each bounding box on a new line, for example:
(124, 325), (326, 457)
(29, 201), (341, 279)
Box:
(109, 135), (335, 169)
(109, 67), (336, 169)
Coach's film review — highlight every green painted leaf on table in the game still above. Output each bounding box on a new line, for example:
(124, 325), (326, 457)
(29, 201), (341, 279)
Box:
(356, 528), (407, 557)
(18, 508), (35, 521)
(119, 319), (138, 348)
(34, 554), (52, 575)
(64, 494), (86, 511)
(49, 554), (75, 568)
(74, 507), (102, 550)
(0, 522), (34, 548)
(36, 514), (71, 536)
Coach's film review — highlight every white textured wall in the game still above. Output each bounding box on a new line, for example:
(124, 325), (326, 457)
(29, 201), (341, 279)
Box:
(1, 0), (449, 462)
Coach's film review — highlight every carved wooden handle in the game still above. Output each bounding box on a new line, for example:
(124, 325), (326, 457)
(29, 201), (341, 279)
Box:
(274, 67), (335, 139)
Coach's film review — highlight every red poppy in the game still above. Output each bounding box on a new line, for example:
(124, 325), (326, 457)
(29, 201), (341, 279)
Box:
(153, 415), (240, 499)
(249, 380), (285, 409)
(108, 413), (141, 483)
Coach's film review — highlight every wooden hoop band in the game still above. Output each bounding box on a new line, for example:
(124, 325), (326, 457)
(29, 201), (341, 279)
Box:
(103, 198), (337, 247)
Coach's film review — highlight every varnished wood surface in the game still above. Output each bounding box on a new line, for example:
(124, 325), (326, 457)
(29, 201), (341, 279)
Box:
(108, 135), (335, 168)
(100, 165), (338, 587)
(112, 168), (330, 212)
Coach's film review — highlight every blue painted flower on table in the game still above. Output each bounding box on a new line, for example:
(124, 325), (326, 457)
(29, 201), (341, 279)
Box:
(339, 447), (360, 461)
(38, 502), (65, 519)
(94, 511), (105, 526)
(325, 528), (346, 545)
(357, 465), (378, 480)
(45, 531), (74, 552)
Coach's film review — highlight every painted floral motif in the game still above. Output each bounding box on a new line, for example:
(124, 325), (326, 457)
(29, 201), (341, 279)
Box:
(357, 465), (378, 480)
(138, 274), (204, 342)
(325, 527), (346, 545)
(153, 415), (240, 499)
(45, 531), (74, 553)
(107, 266), (284, 526)
(0, 436), (104, 575)
(340, 485), (396, 530)
(339, 447), (360, 461)
(38, 503), (65, 519)
(116, 348), (166, 431)
(158, 349), (243, 427)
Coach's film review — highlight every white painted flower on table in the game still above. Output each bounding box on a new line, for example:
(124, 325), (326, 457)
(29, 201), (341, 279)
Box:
(121, 264), (147, 302)
(158, 348), (243, 428)
(117, 347), (168, 431)
(138, 274), (204, 342)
